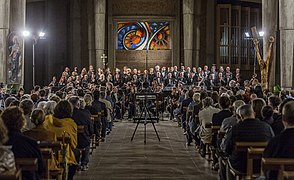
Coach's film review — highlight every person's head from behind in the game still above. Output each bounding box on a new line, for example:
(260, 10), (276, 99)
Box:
(9, 100), (20, 107)
(268, 95), (281, 111)
(4, 96), (17, 108)
(37, 101), (47, 110)
(1, 106), (25, 132)
(282, 101), (294, 128)
(261, 105), (273, 119)
(84, 94), (93, 106)
(251, 98), (266, 119)
(53, 100), (73, 119)
(233, 100), (245, 114)
(44, 101), (57, 115)
(19, 99), (34, 116)
(202, 97), (213, 108)
(193, 93), (200, 103)
(39, 89), (46, 98)
(69, 96), (80, 109)
(31, 109), (45, 126)
(238, 104), (255, 121)
(219, 96), (231, 109)
(92, 89), (100, 101)
(0, 118), (8, 145)
(188, 90), (194, 99)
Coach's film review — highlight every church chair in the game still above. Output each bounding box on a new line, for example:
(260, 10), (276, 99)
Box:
(15, 158), (38, 171)
(40, 148), (53, 179)
(262, 158), (294, 180)
(283, 171), (294, 180)
(0, 168), (22, 180)
(227, 142), (268, 180)
(38, 141), (63, 179)
(246, 147), (265, 179)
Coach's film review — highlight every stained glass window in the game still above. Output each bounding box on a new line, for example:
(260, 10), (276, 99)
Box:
(117, 22), (170, 50)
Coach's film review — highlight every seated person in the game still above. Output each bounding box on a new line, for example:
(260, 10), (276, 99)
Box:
(23, 109), (56, 142)
(69, 96), (93, 171)
(263, 101), (294, 180)
(0, 117), (16, 175)
(46, 100), (78, 180)
(19, 99), (35, 131)
(198, 97), (220, 157)
(2, 106), (45, 180)
(220, 104), (274, 179)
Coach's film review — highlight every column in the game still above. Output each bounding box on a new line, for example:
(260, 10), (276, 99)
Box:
(183, 0), (194, 67)
(193, 0), (201, 68)
(0, 0), (10, 84)
(9, 0), (25, 86)
(279, 0), (294, 89)
(262, 0), (278, 89)
(94, 0), (106, 68)
(88, 0), (96, 67)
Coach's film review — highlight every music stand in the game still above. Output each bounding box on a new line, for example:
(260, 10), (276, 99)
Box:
(131, 93), (160, 144)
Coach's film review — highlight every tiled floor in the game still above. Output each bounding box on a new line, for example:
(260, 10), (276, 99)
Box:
(75, 120), (218, 180)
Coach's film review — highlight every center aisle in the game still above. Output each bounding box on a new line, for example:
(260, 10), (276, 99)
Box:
(75, 120), (218, 180)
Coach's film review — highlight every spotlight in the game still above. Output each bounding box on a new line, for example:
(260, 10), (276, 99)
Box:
(22, 30), (30, 37)
(39, 32), (45, 37)
(259, 31), (264, 37)
(245, 32), (250, 38)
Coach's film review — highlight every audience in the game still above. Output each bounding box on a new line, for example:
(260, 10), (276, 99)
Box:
(47, 100), (78, 180)
(1, 106), (45, 180)
(69, 96), (93, 171)
(1, 64), (294, 179)
(221, 104), (274, 179)
(0, 117), (16, 175)
(263, 101), (294, 179)
(23, 108), (56, 142)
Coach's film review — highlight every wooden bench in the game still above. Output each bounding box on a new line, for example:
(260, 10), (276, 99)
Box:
(15, 158), (38, 171)
(246, 147), (265, 179)
(262, 158), (294, 180)
(283, 171), (294, 180)
(38, 141), (63, 180)
(0, 169), (22, 180)
(227, 142), (268, 179)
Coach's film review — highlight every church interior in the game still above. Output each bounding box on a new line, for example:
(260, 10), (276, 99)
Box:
(1, 0), (294, 180)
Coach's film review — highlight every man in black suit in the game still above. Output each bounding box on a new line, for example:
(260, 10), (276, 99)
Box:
(220, 104), (274, 179)
(263, 101), (294, 180)
(69, 96), (94, 171)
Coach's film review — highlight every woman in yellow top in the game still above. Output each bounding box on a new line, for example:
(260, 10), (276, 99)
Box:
(46, 100), (78, 180)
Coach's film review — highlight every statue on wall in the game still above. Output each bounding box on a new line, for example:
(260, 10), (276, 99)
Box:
(251, 27), (275, 90)
(7, 32), (22, 84)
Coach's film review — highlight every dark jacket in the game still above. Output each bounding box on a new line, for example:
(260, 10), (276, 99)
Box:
(72, 108), (94, 148)
(92, 100), (108, 118)
(271, 114), (285, 136)
(225, 119), (274, 173)
(212, 109), (233, 126)
(6, 131), (46, 180)
(263, 128), (294, 180)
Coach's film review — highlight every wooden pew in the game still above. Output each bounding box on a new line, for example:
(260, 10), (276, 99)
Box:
(262, 158), (294, 180)
(40, 148), (53, 179)
(227, 141), (268, 179)
(15, 158), (38, 171)
(283, 171), (294, 180)
(0, 169), (22, 180)
(38, 141), (63, 180)
(247, 147), (265, 179)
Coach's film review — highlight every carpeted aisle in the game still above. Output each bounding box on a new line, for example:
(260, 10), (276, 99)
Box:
(75, 120), (218, 180)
